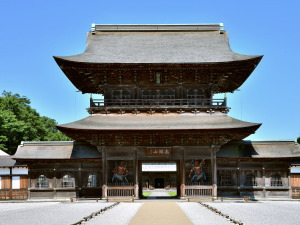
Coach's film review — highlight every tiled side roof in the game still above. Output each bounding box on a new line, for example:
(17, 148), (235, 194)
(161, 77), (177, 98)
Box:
(13, 141), (101, 160)
(0, 156), (16, 167)
(218, 140), (300, 158)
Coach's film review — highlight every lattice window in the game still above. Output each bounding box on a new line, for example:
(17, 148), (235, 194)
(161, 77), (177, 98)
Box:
(142, 89), (175, 99)
(62, 174), (74, 188)
(245, 174), (257, 186)
(111, 90), (131, 99)
(271, 174), (282, 186)
(187, 89), (204, 99)
(87, 174), (97, 187)
(187, 89), (204, 105)
(37, 175), (48, 188)
(220, 174), (232, 186)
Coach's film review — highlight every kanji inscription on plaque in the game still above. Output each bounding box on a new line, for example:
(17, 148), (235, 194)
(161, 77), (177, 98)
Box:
(147, 147), (171, 156)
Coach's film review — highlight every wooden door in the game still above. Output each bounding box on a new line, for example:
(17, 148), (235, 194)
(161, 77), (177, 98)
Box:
(0, 176), (11, 199)
(291, 174), (300, 198)
(13, 175), (28, 199)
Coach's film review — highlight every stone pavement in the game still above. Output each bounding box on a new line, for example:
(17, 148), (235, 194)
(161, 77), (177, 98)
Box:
(129, 202), (193, 225)
(148, 188), (176, 197)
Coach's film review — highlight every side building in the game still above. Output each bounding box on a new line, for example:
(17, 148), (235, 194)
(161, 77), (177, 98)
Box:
(9, 24), (300, 200)
(0, 150), (28, 200)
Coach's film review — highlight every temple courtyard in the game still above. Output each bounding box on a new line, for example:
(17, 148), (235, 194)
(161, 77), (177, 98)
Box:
(0, 200), (299, 225)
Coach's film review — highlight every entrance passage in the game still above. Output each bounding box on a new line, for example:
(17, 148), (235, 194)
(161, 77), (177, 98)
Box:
(154, 178), (164, 188)
(129, 202), (193, 225)
(141, 162), (178, 198)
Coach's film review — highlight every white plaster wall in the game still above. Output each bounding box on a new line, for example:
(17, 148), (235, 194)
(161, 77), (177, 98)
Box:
(0, 168), (10, 175)
(12, 167), (28, 175)
(291, 166), (300, 173)
(12, 176), (20, 189)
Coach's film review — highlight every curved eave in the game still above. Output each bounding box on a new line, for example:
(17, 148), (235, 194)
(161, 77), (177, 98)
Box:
(54, 55), (262, 67)
(56, 114), (261, 137)
(54, 55), (263, 94)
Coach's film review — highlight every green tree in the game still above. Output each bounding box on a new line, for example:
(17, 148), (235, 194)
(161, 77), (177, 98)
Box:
(297, 137), (300, 144)
(0, 91), (71, 154)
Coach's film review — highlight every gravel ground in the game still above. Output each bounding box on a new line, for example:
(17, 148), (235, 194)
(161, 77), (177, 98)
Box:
(1, 201), (299, 225)
(177, 202), (232, 225)
(0, 202), (114, 225)
(206, 201), (300, 225)
(85, 202), (143, 225)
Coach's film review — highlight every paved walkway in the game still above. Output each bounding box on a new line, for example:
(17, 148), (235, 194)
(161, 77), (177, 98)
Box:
(148, 188), (176, 197)
(129, 202), (193, 225)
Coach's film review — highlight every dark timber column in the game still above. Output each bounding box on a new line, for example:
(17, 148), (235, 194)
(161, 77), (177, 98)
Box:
(211, 145), (220, 198)
(133, 147), (139, 198)
(27, 168), (31, 199)
(98, 146), (107, 198)
(180, 147), (185, 199)
(262, 163), (266, 198)
(78, 163), (82, 198)
(9, 167), (12, 199)
(53, 168), (57, 199)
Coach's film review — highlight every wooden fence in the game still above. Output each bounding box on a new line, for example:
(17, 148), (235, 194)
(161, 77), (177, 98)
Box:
(184, 185), (213, 197)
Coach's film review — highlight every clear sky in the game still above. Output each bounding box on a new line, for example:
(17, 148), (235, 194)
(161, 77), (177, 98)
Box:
(1, 0), (299, 141)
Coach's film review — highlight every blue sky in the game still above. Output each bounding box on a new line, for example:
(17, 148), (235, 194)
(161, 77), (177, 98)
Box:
(1, 0), (299, 141)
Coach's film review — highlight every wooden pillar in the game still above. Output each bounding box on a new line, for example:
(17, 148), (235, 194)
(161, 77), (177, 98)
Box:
(27, 168), (31, 199)
(78, 163), (82, 198)
(53, 168), (57, 199)
(288, 165), (292, 198)
(99, 146), (107, 198)
(237, 160), (240, 196)
(210, 145), (220, 198)
(262, 162), (266, 198)
(9, 167), (12, 199)
(180, 147), (185, 199)
(134, 147), (139, 198)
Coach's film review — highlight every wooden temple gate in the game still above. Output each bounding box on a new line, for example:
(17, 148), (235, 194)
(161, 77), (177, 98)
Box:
(98, 146), (220, 199)
(7, 24), (300, 201)
(53, 24), (264, 200)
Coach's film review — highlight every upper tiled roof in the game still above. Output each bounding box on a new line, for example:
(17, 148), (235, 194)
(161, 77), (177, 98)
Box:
(55, 24), (262, 64)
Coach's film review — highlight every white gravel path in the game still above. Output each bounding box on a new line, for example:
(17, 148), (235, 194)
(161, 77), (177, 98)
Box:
(1, 201), (299, 225)
(85, 202), (143, 225)
(207, 201), (300, 225)
(149, 189), (172, 197)
(0, 202), (115, 225)
(177, 202), (232, 225)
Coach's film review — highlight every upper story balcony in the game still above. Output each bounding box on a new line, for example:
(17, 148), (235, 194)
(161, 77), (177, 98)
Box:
(88, 97), (229, 114)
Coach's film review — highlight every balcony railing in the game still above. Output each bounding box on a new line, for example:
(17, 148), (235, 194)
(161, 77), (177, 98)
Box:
(90, 98), (226, 108)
